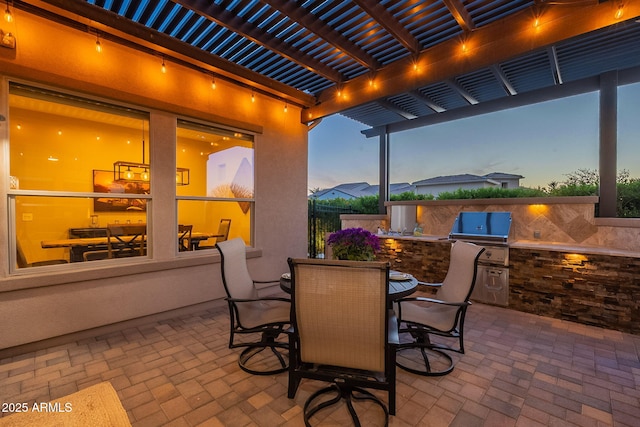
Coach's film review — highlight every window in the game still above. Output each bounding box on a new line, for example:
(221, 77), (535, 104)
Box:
(176, 120), (254, 251)
(8, 83), (150, 269)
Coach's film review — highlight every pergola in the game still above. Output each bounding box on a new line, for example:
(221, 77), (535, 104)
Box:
(20, 0), (640, 213)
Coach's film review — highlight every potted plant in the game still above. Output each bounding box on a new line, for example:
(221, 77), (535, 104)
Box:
(327, 227), (381, 261)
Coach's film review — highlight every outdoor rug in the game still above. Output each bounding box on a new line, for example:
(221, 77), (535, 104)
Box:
(0, 381), (131, 426)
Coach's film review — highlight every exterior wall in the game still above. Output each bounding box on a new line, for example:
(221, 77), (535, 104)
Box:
(0, 10), (308, 350)
(382, 197), (640, 253)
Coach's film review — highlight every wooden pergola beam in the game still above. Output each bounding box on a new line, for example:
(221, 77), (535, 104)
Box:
(302, 2), (640, 123)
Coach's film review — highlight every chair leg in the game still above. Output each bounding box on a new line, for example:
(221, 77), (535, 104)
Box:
(303, 384), (389, 427)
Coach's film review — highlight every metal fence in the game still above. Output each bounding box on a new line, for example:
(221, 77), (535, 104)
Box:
(308, 199), (358, 258)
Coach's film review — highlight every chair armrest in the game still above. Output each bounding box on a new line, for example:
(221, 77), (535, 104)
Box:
(253, 279), (282, 285)
(226, 296), (291, 304)
(397, 296), (468, 307)
(388, 309), (399, 345)
(417, 281), (442, 288)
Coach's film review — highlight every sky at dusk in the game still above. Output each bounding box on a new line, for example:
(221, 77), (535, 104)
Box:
(308, 82), (640, 192)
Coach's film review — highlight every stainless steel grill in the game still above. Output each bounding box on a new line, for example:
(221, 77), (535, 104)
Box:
(449, 212), (511, 306)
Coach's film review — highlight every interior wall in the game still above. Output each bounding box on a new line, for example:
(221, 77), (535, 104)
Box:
(0, 9), (309, 350)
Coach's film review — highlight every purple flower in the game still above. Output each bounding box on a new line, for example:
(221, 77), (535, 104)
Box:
(327, 227), (380, 261)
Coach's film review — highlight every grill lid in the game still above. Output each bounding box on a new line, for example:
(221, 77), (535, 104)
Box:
(449, 211), (512, 243)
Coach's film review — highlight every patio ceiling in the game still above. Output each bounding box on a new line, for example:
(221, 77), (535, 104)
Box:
(22, 0), (640, 130)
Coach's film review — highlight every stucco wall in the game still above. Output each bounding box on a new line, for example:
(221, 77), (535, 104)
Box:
(0, 10), (308, 350)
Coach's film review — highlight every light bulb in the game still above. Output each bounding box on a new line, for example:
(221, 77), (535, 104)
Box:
(251, 92), (255, 103)
(161, 58), (166, 74)
(95, 38), (102, 53)
(615, 4), (624, 19)
(125, 168), (134, 180)
(4, 4), (12, 23)
(284, 103), (288, 113)
(211, 77), (216, 89)
(141, 170), (149, 181)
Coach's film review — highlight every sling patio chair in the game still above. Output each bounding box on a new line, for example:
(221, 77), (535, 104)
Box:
(287, 258), (398, 426)
(395, 240), (484, 376)
(216, 238), (290, 375)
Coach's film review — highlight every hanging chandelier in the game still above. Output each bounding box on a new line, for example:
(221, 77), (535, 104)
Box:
(113, 123), (189, 185)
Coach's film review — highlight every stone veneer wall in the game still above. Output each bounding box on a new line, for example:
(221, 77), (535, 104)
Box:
(374, 237), (640, 335)
(510, 247), (640, 335)
(375, 238), (450, 283)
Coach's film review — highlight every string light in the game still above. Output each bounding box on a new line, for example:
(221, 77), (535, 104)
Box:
(95, 34), (102, 53)
(4, 1), (12, 23)
(614, 4), (624, 19)
(161, 58), (166, 74)
(533, 17), (540, 28)
(211, 75), (216, 90)
(251, 90), (255, 103)
(284, 102), (288, 113)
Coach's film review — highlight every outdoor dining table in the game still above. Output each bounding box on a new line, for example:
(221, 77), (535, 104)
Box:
(279, 270), (418, 300)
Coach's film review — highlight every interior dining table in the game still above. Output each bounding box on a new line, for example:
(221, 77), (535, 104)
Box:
(41, 231), (217, 261)
(279, 270), (419, 301)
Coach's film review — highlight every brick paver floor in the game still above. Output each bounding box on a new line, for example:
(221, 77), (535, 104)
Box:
(1, 294), (639, 426)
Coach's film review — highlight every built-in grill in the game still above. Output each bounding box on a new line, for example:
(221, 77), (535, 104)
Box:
(449, 211), (511, 306)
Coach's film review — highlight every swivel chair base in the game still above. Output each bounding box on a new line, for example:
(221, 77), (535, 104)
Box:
(236, 330), (288, 375)
(304, 383), (389, 427)
(396, 343), (454, 376)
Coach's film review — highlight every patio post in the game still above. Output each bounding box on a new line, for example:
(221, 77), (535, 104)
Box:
(379, 127), (389, 215)
(599, 71), (617, 218)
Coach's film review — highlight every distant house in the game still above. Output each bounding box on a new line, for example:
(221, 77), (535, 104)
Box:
(413, 172), (523, 196)
(312, 172), (523, 200)
(311, 182), (414, 200)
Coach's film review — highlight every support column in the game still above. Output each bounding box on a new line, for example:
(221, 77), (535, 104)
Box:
(378, 127), (389, 214)
(599, 71), (617, 218)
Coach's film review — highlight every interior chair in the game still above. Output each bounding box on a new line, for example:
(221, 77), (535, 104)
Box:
(16, 240), (68, 268)
(395, 240), (485, 376)
(216, 237), (290, 375)
(287, 258), (398, 426)
(106, 224), (146, 258)
(178, 224), (193, 251)
(197, 218), (231, 249)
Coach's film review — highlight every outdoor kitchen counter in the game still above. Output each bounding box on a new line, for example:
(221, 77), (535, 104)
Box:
(375, 235), (640, 335)
(511, 240), (640, 258)
(380, 234), (640, 258)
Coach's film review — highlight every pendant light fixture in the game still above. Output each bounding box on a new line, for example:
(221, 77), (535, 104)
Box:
(114, 121), (190, 185)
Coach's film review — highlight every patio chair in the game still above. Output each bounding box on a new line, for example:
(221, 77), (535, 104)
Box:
(216, 238), (290, 375)
(16, 240), (68, 268)
(395, 240), (484, 376)
(287, 258), (398, 426)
